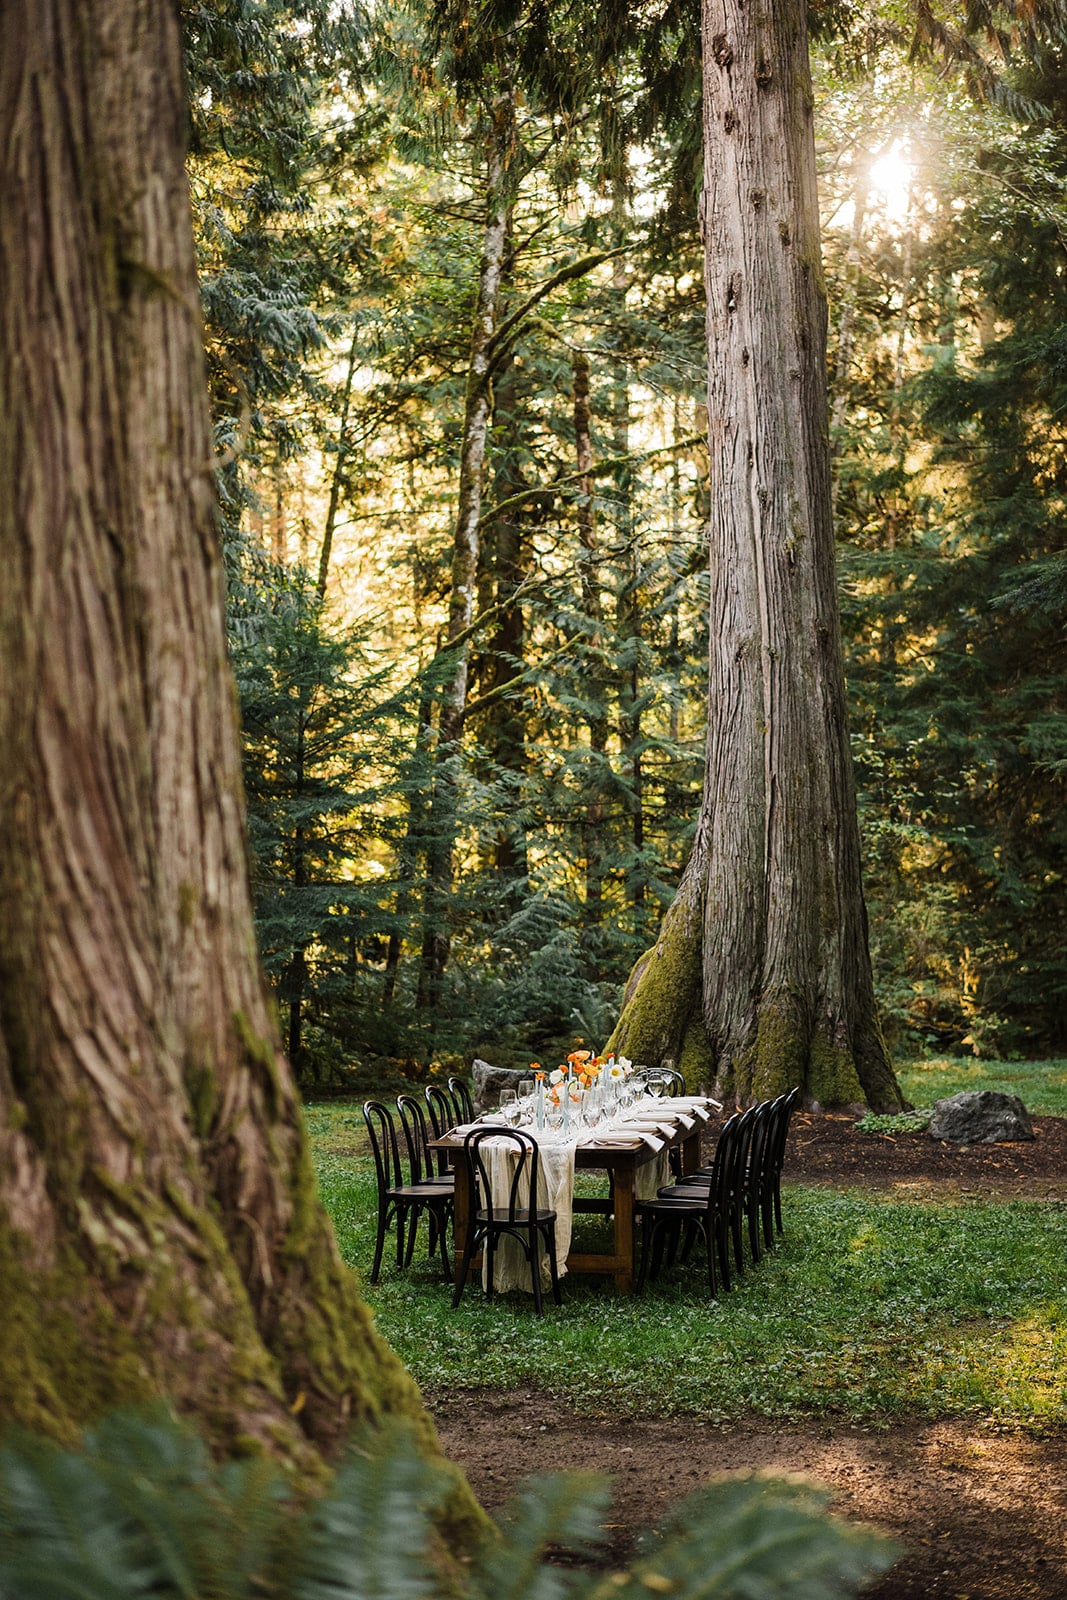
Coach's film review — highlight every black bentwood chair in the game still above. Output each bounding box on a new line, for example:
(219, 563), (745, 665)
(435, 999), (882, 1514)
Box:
(766, 1085), (801, 1237)
(423, 1083), (466, 1176)
(362, 1100), (453, 1284)
(451, 1128), (562, 1316)
(635, 1112), (741, 1297)
(665, 1101), (761, 1272)
(448, 1076), (476, 1122)
(397, 1093), (455, 1197)
(667, 1088), (801, 1256)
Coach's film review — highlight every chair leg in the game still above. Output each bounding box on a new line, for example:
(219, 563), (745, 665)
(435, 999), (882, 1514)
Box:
(528, 1224), (544, 1317)
(370, 1202), (388, 1285)
(704, 1225), (719, 1298)
(716, 1218), (731, 1292)
(485, 1232), (497, 1300)
(650, 1216), (672, 1280)
(748, 1200), (761, 1264)
(434, 1203), (452, 1281)
(545, 1223), (561, 1307)
(403, 1204), (421, 1267)
(761, 1192), (774, 1248)
(731, 1204), (745, 1273)
(451, 1225), (479, 1309)
(636, 1215), (654, 1292)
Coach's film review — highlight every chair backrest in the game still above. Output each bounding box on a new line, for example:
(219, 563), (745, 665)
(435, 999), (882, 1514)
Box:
(448, 1076), (475, 1121)
(462, 1127), (539, 1223)
(363, 1100), (403, 1193)
(704, 1112), (741, 1210)
(772, 1085), (800, 1173)
(425, 1082), (459, 1139)
(731, 1104), (759, 1191)
(397, 1093), (436, 1183)
(746, 1098), (775, 1191)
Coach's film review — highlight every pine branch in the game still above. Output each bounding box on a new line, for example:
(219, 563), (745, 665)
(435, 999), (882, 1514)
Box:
(464, 642), (572, 719)
(477, 433), (707, 531)
(487, 247), (630, 362)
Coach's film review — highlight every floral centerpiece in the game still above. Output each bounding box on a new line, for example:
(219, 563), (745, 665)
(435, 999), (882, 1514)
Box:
(527, 1046), (635, 1129)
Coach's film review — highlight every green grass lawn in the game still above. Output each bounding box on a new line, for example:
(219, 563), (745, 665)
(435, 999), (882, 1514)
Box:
(307, 1062), (1067, 1431)
(896, 1055), (1067, 1117)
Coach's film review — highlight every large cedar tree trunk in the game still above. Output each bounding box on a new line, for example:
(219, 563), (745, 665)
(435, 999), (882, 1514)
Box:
(609, 0), (902, 1112)
(0, 0), (483, 1538)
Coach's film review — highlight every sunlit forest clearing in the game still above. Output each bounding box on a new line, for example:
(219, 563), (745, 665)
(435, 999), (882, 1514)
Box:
(1, 2), (1065, 1597)
(198, 4), (1067, 1092)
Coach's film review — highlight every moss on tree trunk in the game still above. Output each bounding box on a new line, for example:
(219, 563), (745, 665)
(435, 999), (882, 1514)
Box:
(0, 0), (484, 1549)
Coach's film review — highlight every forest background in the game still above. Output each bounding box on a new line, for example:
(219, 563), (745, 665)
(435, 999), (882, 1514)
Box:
(188, 0), (1067, 1090)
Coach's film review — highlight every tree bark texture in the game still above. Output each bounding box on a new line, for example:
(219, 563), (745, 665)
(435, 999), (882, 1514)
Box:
(573, 349), (610, 931)
(418, 85), (515, 1005)
(611, 0), (901, 1111)
(0, 0), (483, 1537)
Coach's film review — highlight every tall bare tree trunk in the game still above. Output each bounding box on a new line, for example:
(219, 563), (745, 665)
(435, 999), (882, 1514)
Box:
(574, 349), (610, 931)
(417, 85), (515, 1009)
(0, 0), (484, 1537)
(610, 0), (902, 1112)
(480, 354), (531, 904)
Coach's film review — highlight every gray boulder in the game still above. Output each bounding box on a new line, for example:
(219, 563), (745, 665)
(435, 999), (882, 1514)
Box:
(928, 1089), (1034, 1144)
(471, 1058), (531, 1112)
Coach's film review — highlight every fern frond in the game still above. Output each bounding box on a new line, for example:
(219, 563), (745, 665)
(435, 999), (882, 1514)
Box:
(583, 1475), (896, 1600)
(295, 1425), (454, 1600)
(470, 1471), (611, 1600)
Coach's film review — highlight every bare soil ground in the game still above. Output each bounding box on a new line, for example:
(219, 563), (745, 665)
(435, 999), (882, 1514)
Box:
(427, 1113), (1067, 1599)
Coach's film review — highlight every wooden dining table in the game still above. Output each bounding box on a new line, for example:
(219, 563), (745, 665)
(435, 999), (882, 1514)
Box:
(428, 1104), (711, 1294)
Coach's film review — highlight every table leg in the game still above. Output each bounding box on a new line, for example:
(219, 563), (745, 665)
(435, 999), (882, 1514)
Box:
(611, 1168), (635, 1294)
(451, 1157), (472, 1287)
(680, 1126), (701, 1176)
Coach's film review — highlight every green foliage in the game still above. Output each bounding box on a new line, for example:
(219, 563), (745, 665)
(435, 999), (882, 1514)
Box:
(0, 1411), (895, 1600)
(830, 39), (1067, 1058)
(853, 1109), (932, 1135)
(190, 0), (1067, 1074)
(231, 563), (414, 1084)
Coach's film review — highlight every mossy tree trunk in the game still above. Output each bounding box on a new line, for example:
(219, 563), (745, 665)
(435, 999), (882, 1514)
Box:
(610, 0), (902, 1113)
(0, 0), (483, 1542)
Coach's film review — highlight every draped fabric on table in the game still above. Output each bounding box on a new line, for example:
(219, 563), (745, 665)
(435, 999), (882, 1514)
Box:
(478, 1134), (669, 1293)
(483, 1135), (575, 1293)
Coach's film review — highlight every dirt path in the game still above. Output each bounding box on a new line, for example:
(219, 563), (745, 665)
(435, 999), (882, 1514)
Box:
(428, 1390), (1067, 1599)
(427, 1113), (1067, 1599)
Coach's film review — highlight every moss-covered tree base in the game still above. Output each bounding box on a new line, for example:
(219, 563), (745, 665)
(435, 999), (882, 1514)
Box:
(609, 916), (904, 1113)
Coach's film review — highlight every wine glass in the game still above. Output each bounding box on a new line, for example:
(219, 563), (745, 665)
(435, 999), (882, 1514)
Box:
(645, 1071), (664, 1102)
(499, 1089), (519, 1127)
(581, 1087), (602, 1131)
(517, 1077), (535, 1125)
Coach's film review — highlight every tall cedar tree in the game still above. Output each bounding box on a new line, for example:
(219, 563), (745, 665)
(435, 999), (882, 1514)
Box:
(610, 0), (903, 1110)
(0, 0), (483, 1543)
